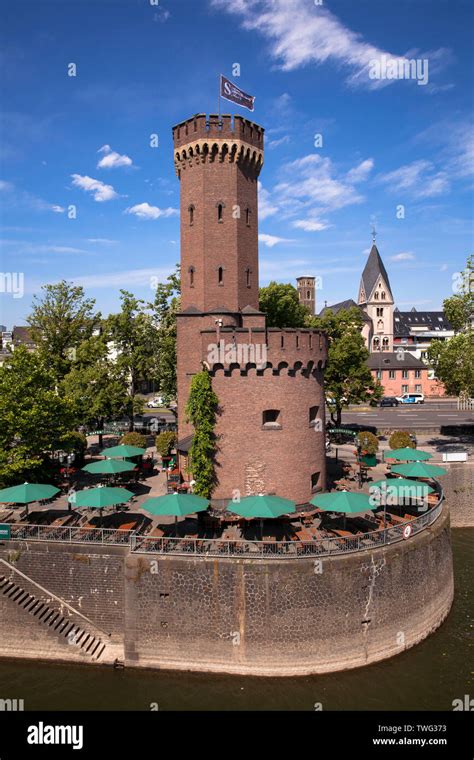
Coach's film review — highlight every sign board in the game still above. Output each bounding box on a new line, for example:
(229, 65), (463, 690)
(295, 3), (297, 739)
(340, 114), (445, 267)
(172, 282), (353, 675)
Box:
(442, 452), (467, 462)
(327, 428), (357, 437)
(0, 524), (11, 540)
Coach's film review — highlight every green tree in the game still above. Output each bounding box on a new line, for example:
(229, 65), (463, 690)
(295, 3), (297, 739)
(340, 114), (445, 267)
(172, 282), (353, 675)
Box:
(120, 432), (147, 448)
(27, 280), (99, 380)
(155, 431), (177, 458)
(389, 431), (414, 450)
(428, 257), (474, 397)
(259, 282), (309, 328)
(106, 291), (159, 431)
(310, 307), (383, 425)
(150, 265), (181, 402)
(185, 371), (219, 498)
(357, 431), (379, 455)
(62, 334), (125, 446)
(0, 347), (75, 486)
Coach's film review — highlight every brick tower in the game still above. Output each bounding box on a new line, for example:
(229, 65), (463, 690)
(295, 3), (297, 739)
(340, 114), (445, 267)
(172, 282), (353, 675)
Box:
(173, 113), (327, 506)
(297, 276), (316, 315)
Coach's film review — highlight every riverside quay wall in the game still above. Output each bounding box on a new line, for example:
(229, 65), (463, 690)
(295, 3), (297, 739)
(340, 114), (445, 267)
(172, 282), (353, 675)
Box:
(0, 505), (453, 676)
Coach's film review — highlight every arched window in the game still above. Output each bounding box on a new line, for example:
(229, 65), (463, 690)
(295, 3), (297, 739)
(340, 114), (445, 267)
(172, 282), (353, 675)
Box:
(382, 337), (389, 350)
(189, 266), (195, 287)
(374, 291), (379, 300)
(218, 267), (224, 285)
(307, 290), (311, 299)
(373, 336), (380, 349)
(381, 291), (386, 300)
(188, 205), (194, 225)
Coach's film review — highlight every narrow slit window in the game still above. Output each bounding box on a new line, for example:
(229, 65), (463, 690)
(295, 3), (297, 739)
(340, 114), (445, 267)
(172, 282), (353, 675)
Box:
(189, 267), (195, 287)
(246, 268), (251, 287)
(217, 204), (223, 222)
(218, 267), (224, 285)
(188, 205), (194, 225)
(246, 208), (251, 226)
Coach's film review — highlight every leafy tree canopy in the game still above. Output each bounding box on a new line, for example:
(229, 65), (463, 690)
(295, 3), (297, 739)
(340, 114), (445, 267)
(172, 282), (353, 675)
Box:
(259, 282), (309, 328)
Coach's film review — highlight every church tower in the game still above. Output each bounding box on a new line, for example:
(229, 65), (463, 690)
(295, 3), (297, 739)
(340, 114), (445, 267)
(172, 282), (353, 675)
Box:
(296, 276), (316, 315)
(358, 239), (394, 352)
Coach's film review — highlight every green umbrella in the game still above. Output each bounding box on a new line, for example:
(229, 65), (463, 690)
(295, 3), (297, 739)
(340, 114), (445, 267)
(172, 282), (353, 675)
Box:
(0, 482), (60, 504)
(391, 462), (447, 478)
(73, 486), (134, 509)
(227, 494), (296, 539)
(142, 493), (209, 534)
(385, 447), (433, 462)
(371, 478), (434, 498)
(370, 478), (435, 526)
(101, 444), (146, 459)
(310, 491), (373, 513)
(227, 494), (296, 519)
(82, 460), (136, 475)
(0, 482), (60, 515)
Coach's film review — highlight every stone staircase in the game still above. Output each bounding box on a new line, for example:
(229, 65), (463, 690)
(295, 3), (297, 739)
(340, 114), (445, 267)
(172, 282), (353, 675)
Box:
(0, 574), (107, 661)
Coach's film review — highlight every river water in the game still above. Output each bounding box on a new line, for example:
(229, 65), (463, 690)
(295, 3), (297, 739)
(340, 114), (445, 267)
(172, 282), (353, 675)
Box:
(0, 529), (472, 711)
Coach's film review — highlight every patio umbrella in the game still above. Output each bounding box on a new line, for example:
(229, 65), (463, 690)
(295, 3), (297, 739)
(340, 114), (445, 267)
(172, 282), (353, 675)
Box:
(73, 486), (134, 525)
(227, 494), (296, 538)
(384, 447), (433, 462)
(310, 491), (373, 529)
(391, 462), (447, 478)
(141, 493), (209, 534)
(82, 460), (136, 476)
(370, 478), (435, 527)
(101, 444), (146, 459)
(0, 482), (60, 515)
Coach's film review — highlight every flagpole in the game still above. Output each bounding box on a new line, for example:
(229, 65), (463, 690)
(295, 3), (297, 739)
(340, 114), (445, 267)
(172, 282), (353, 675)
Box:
(218, 74), (221, 122)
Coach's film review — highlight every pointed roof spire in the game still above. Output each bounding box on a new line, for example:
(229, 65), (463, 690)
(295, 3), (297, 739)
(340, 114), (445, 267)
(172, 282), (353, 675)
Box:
(360, 240), (393, 302)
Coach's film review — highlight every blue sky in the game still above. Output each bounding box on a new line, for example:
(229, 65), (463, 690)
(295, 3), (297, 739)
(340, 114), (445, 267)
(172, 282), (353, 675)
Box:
(1, 0), (473, 328)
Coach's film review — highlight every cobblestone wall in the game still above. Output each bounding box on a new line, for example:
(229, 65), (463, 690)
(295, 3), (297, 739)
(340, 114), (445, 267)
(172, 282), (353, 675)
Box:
(0, 505), (454, 676)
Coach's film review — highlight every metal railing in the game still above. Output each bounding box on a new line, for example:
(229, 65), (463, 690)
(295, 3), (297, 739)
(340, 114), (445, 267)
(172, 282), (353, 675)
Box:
(131, 498), (444, 559)
(5, 495), (444, 560)
(8, 523), (134, 546)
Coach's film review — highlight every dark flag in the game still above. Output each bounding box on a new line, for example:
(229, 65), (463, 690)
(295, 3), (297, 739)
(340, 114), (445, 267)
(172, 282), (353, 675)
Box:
(220, 75), (255, 112)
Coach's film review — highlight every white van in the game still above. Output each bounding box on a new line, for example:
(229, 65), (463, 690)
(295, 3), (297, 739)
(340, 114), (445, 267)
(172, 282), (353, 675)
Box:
(396, 392), (425, 404)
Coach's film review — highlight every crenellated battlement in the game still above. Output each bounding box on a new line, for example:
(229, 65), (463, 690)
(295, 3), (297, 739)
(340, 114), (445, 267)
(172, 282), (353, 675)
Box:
(173, 114), (264, 177)
(173, 113), (264, 150)
(199, 326), (327, 375)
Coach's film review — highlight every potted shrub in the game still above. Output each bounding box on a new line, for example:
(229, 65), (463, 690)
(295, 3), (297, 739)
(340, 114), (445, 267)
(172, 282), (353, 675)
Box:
(357, 430), (379, 467)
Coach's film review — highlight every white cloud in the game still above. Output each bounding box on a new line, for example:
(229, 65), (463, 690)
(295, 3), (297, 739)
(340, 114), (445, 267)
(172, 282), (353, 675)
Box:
(258, 182), (279, 220)
(377, 160), (449, 198)
(51, 205), (65, 213)
(346, 159), (374, 183)
(125, 202), (179, 220)
(292, 219), (330, 232)
(211, 0), (450, 89)
(71, 174), (118, 202)
(390, 252), (415, 261)
(97, 144), (133, 169)
(0, 180), (14, 191)
(268, 135), (290, 149)
(87, 238), (117, 244)
(0, 180), (65, 213)
(258, 233), (294, 248)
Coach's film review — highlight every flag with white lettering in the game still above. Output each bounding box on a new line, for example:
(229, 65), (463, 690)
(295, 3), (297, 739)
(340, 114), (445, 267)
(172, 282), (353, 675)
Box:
(220, 75), (255, 112)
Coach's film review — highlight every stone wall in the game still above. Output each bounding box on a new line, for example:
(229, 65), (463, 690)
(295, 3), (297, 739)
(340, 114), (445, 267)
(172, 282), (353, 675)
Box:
(441, 463), (474, 527)
(0, 505), (453, 676)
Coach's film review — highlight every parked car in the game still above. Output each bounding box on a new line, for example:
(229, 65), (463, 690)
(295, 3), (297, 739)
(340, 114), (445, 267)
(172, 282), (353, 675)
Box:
(396, 392), (425, 404)
(380, 396), (399, 407)
(147, 396), (164, 408)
